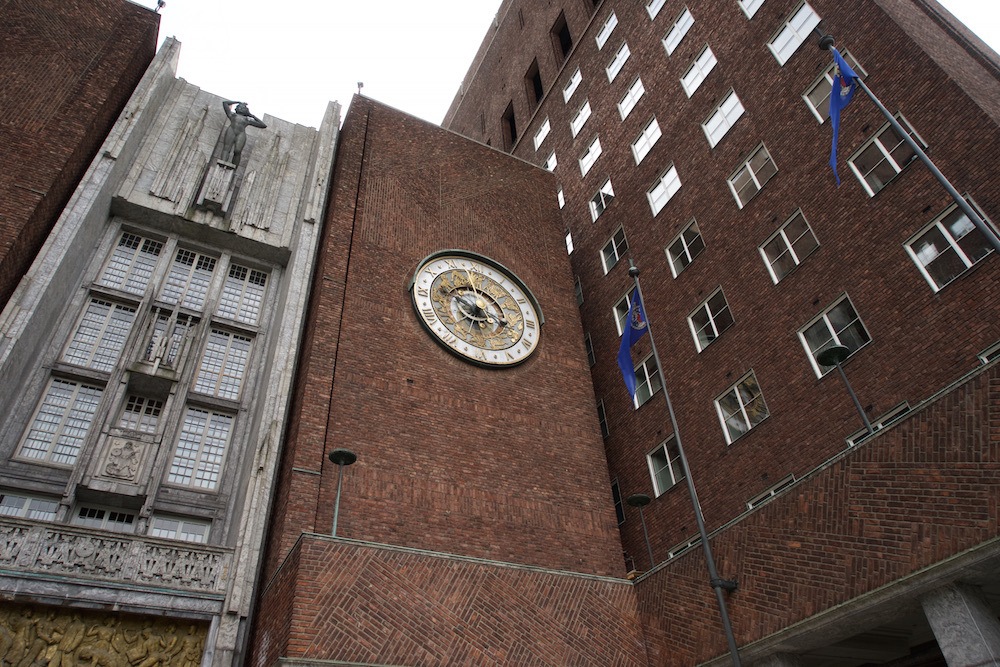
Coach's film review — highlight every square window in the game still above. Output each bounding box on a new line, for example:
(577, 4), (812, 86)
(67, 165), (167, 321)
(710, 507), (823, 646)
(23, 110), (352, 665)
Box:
(715, 372), (769, 443)
(906, 199), (994, 291)
(647, 165), (682, 216)
(596, 12), (618, 49)
(803, 51), (865, 122)
(590, 179), (615, 221)
(544, 151), (558, 172)
(602, 227), (628, 275)
(648, 437), (684, 496)
(533, 118), (551, 150)
(739, 0), (765, 18)
(631, 118), (662, 165)
(799, 295), (871, 377)
(118, 395), (163, 434)
(760, 210), (819, 283)
(647, 0), (667, 20)
(688, 288), (735, 351)
(618, 78), (645, 120)
(633, 356), (662, 408)
(563, 68), (583, 103)
(728, 145), (777, 208)
(579, 137), (603, 175)
(663, 8), (694, 56)
(769, 2), (821, 65)
(681, 46), (717, 97)
(703, 90), (745, 147)
(606, 42), (631, 82)
(597, 399), (610, 438)
(570, 100), (592, 137)
(848, 116), (924, 196)
(666, 219), (706, 277)
(18, 379), (103, 466)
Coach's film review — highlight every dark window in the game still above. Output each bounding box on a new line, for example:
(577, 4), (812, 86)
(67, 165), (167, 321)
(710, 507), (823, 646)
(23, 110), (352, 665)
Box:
(501, 102), (517, 151)
(525, 59), (544, 108)
(551, 12), (573, 62)
(611, 479), (625, 525)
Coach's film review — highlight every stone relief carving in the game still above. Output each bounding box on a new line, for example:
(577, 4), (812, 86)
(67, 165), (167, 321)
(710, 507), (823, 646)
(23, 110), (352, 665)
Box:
(104, 438), (143, 481)
(0, 602), (207, 666)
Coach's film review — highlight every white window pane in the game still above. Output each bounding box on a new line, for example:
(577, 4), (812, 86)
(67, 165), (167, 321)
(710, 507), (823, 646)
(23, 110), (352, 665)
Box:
(647, 166), (681, 216)
(663, 8), (694, 55)
(769, 3), (821, 65)
(647, 0), (667, 19)
(563, 68), (582, 103)
(168, 408), (233, 490)
(570, 101), (592, 137)
(703, 91), (745, 147)
(607, 43), (631, 82)
(580, 138), (603, 175)
(596, 12), (618, 49)
(618, 78), (645, 120)
(632, 118), (662, 164)
(218, 264), (268, 325)
(98, 232), (163, 295)
(740, 0), (765, 18)
(681, 46), (717, 97)
(63, 299), (136, 372)
(194, 330), (252, 400)
(160, 249), (217, 312)
(19, 379), (103, 466)
(533, 118), (551, 150)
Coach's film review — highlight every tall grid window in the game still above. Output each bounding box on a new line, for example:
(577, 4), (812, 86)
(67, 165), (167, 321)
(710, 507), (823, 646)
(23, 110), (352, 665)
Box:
(217, 264), (268, 326)
(160, 249), (217, 312)
(590, 179), (615, 221)
(631, 118), (662, 165)
(799, 296), (871, 377)
(570, 101), (592, 137)
(647, 165), (681, 216)
(0, 493), (58, 520)
(703, 91), (745, 147)
(18, 379), (103, 466)
(602, 227), (628, 275)
(647, 0), (667, 20)
(596, 12), (618, 49)
(681, 46), (717, 97)
(648, 437), (684, 496)
(618, 78), (645, 120)
(580, 137), (603, 175)
(688, 288), (734, 351)
(118, 395), (163, 434)
(663, 8), (694, 55)
(666, 220), (705, 278)
(194, 329), (253, 400)
(98, 232), (163, 296)
(62, 299), (136, 372)
(716, 372), (768, 443)
(769, 2), (821, 65)
(168, 407), (233, 490)
(729, 146), (777, 208)
(906, 201), (994, 291)
(633, 356), (662, 408)
(739, 0), (765, 18)
(760, 210), (819, 283)
(533, 118), (551, 150)
(803, 51), (864, 122)
(563, 68), (583, 103)
(150, 515), (210, 543)
(848, 117), (924, 196)
(606, 42), (631, 82)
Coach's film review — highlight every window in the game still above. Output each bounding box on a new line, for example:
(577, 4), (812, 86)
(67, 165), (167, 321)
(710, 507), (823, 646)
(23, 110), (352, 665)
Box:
(570, 100), (592, 137)
(72, 506), (136, 533)
(703, 90), (745, 147)
(666, 220), (705, 277)
(590, 179), (615, 221)
(596, 12), (618, 49)
(563, 68), (583, 103)
(647, 165), (681, 216)
(618, 78), (645, 120)
(610, 479), (625, 525)
(845, 402), (910, 446)
(906, 200), (993, 291)
(739, 0), (765, 18)
(525, 59), (544, 108)
(760, 210), (818, 283)
(848, 116), (924, 196)
(648, 437), (684, 496)
(688, 288), (734, 351)
(769, 2), (821, 65)
(633, 356), (662, 408)
(728, 145), (777, 208)
(160, 248), (217, 312)
(533, 118), (551, 150)
(799, 295), (871, 377)
(803, 51), (865, 122)
(62, 298), (137, 372)
(502, 102), (517, 151)
(150, 515), (210, 543)
(565, 230), (574, 254)
(574, 276), (584, 306)
(145, 309), (198, 368)
(98, 231), (163, 295)
(681, 46), (717, 97)
(217, 264), (268, 326)
(118, 395), (163, 434)
(647, 0), (667, 20)
(193, 329), (253, 400)
(0, 492), (58, 520)
(606, 42), (631, 82)
(631, 118), (662, 165)
(597, 399), (609, 438)
(584, 333), (596, 367)
(601, 227), (628, 275)
(557, 188), (565, 209)
(716, 372), (768, 443)
(579, 137), (603, 176)
(663, 8), (694, 55)
(613, 289), (635, 335)
(746, 475), (795, 509)
(551, 11), (573, 62)
(18, 379), (103, 466)
(979, 340), (1000, 365)
(167, 407), (234, 490)
(544, 152), (558, 172)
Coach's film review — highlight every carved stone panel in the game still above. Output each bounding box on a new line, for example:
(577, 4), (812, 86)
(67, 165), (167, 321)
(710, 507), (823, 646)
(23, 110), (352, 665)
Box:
(197, 160), (236, 214)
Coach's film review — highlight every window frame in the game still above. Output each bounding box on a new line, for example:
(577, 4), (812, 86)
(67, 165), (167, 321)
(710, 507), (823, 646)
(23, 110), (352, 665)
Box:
(848, 115), (925, 197)
(666, 219), (706, 278)
(0, 492), (59, 520)
(738, 0), (765, 19)
(602, 228), (629, 276)
(663, 7), (694, 56)
(633, 355), (662, 409)
(166, 406), (235, 491)
(613, 288), (636, 336)
(596, 11), (618, 49)
(61, 297), (138, 373)
(759, 209), (819, 283)
(768, 2), (821, 65)
(570, 100), (593, 137)
(544, 151), (558, 172)
(597, 399), (610, 439)
(17, 378), (103, 467)
(533, 118), (551, 150)
(149, 514), (211, 543)
(579, 137), (603, 176)
(72, 505), (137, 534)
(563, 68), (583, 103)
(728, 145), (777, 209)
(803, 50), (866, 123)
(681, 45), (717, 97)
(631, 117), (663, 165)
(618, 78), (645, 120)
(715, 371), (769, 444)
(589, 179), (615, 221)
(647, 437), (685, 497)
(688, 287), (735, 351)
(905, 198), (994, 292)
(647, 165), (682, 216)
(702, 90), (745, 148)
(798, 294), (872, 378)
(606, 42), (631, 82)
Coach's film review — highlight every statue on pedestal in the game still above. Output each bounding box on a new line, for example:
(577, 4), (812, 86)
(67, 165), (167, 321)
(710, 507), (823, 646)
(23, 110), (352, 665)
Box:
(220, 100), (266, 167)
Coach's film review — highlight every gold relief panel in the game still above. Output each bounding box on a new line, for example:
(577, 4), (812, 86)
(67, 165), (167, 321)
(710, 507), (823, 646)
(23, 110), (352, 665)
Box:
(0, 603), (206, 666)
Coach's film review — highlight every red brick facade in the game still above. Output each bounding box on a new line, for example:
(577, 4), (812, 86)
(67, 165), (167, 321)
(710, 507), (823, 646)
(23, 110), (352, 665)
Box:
(0, 0), (158, 306)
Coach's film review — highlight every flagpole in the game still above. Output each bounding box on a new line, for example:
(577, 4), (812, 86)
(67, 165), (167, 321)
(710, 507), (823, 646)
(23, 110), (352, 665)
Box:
(818, 33), (1000, 254)
(627, 261), (742, 667)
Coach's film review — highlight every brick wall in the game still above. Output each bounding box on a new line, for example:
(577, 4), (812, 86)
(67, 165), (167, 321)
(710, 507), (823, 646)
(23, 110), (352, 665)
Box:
(0, 0), (158, 306)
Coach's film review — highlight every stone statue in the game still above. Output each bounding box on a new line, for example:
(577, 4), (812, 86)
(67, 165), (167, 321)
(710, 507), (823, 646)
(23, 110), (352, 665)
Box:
(220, 100), (266, 167)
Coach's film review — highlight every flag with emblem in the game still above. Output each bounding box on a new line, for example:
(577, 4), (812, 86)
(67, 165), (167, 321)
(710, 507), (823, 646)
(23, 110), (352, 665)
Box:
(829, 49), (858, 186)
(617, 290), (649, 401)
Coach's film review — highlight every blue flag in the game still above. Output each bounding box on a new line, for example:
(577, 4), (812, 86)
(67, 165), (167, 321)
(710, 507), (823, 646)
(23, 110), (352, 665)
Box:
(617, 290), (649, 401)
(828, 50), (858, 186)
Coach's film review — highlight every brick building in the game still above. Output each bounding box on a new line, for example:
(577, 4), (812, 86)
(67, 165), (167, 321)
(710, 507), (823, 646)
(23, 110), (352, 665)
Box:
(0, 0), (159, 307)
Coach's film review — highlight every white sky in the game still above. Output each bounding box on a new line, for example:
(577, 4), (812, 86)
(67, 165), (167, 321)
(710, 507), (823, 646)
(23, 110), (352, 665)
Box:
(134, 0), (1000, 129)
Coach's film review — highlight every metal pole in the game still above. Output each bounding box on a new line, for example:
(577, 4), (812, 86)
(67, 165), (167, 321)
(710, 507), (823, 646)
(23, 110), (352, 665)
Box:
(628, 493), (656, 570)
(628, 262), (742, 666)
(819, 34), (1000, 254)
(836, 362), (874, 436)
(328, 449), (357, 537)
(332, 463), (345, 536)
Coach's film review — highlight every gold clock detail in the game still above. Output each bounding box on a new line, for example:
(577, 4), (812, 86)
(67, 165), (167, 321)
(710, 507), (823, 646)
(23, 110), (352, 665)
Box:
(411, 252), (542, 367)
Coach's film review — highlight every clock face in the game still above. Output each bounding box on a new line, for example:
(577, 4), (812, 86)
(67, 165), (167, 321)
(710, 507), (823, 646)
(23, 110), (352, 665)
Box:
(411, 252), (541, 367)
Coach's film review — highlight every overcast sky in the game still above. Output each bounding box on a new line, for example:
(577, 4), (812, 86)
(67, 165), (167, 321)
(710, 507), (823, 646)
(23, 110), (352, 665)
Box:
(134, 0), (1000, 129)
